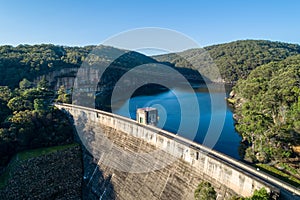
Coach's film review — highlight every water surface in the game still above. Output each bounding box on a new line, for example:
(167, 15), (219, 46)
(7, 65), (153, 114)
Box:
(113, 85), (242, 159)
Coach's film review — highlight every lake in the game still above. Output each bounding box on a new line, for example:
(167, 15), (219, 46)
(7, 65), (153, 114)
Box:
(113, 85), (242, 159)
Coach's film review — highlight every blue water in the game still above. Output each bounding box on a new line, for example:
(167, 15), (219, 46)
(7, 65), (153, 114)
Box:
(113, 86), (242, 159)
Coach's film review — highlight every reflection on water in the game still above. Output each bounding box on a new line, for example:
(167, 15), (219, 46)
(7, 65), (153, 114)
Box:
(113, 85), (241, 159)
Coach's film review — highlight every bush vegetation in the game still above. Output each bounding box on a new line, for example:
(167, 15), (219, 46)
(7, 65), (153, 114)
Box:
(0, 78), (73, 167)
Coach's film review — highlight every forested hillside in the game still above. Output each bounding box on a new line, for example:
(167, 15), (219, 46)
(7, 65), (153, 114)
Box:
(0, 44), (137, 88)
(0, 79), (73, 167)
(230, 55), (300, 176)
(3, 41), (298, 89)
(154, 40), (300, 83)
(0, 44), (89, 87)
(0, 44), (203, 90)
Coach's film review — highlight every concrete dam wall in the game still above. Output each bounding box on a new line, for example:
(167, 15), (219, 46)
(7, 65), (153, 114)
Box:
(55, 104), (289, 200)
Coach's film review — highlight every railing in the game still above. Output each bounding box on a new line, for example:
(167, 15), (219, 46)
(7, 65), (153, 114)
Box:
(55, 103), (300, 197)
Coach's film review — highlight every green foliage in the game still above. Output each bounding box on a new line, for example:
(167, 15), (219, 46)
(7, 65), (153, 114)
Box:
(0, 79), (73, 167)
(56, 85), (71, 103)
(289, 97), (300, 133)
(256, 164), (300, 187)
(0, 44), (160, 89)
(0, 86), (12, 102)
(0, 44), (94, 88)
(233, 55), (300, 163)
(19, 78), (32, 90)
(0, 86), (13, 122)
(1, 40), (299, 88)
(37, 77), (49, 90)
(33, 99), (47, 112)
(246, 188), (270, 200)
(250, 188), (269, 200)
(230, 188), (270, 200)
(7, 96), (33, 112)
(194, 181), (217, 200)
(154, 40), (300, 83)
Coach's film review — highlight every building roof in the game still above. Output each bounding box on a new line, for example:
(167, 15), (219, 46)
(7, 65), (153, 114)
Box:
(137, 107), (157, 112)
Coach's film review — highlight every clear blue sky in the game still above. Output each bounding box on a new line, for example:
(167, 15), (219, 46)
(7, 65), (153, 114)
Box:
(0, 0), (299, 47)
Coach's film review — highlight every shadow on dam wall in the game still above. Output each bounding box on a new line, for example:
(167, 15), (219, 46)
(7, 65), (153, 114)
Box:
(82, 150), (116, 200)
(72, 110), (116, 200)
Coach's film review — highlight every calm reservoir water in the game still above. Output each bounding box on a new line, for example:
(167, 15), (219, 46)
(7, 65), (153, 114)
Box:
(113, 85), (242, 159)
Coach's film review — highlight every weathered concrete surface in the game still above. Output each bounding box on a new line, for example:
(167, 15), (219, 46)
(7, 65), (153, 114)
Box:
(57, 104), (285, 200)
(82, 124), (237, 200)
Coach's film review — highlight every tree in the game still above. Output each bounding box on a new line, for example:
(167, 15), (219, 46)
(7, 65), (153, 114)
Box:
(233, 55), (300, 163)
(248, 188), (269, 200)
(0, 78), (74, 168)
(0, 86), (12, 102)
(34, 99), (47, 112)
(230, 187), (270, 200)
(37, 77), (49, 90)
(56, 85), (71, 103)
(230, 188), (270, 200)
(7, 96), (33, 112)
(19, 78), (32, 89)
(9, 110), (35, 146)
(194, 181), (217, 200)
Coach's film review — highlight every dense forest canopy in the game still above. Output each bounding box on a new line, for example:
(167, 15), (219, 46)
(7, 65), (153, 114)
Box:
(0, 44), (136, 88)
(232, 55), (300, 165)
(0, 44), (90, 87)
(0, 44), (203, 89)
(2, 40), (300, 89)
(0, 78), (73, 167)
(154, 40), (300, 83)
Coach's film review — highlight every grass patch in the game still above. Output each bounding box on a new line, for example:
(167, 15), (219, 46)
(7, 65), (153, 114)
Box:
(256, 163), (300, 187)
(0, 143), (79, 189)
(16, 143), (79, 161)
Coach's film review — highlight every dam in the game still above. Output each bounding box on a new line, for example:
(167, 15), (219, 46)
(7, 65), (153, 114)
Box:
(55, 103), (300, 200)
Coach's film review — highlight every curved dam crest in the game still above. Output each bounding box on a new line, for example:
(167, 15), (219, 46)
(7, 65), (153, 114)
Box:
(55, 103), (299, 200)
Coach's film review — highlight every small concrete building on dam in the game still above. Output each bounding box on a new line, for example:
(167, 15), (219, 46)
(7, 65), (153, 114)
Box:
(136, 107), (159, 126)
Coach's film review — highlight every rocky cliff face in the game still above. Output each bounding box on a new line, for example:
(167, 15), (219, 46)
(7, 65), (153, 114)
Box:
(0, 144), (83, 200)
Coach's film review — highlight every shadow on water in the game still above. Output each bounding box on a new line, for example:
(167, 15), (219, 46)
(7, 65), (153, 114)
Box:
(65, 109), (116, 200)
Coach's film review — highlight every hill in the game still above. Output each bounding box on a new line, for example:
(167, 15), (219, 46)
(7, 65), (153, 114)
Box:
(230, 55), (300, 176)
(0, 44), (123, 88)
(0, 44), (205, 112)
(154, 40), (300, 83)
(0, 44), (204, 89)
(2, 40), (299, 88)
